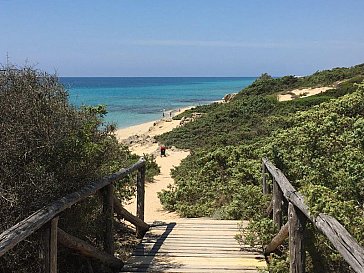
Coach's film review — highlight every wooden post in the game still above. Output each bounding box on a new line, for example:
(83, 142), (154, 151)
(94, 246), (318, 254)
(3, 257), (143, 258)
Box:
(102, 184), (114, 254)
(288, 203), (306, 273)
(273, 179), (283, 229)
(136, 163), (146, 238)
(262, 161), (268, 194)
(40, 217), (58, 273)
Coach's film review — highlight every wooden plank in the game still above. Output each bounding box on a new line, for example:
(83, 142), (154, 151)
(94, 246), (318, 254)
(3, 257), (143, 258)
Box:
(135, 244), (244, 251)
(150, 224), (239, 228)
(133, 249), (260, 255)
(142, 237), (239, 242)
(0, 158), (145, 257)
(148, 225), (239, 231)
(57, 228), (124, 270)
(163, 218), (242, 223)
(127, 256), (264, 266)
(289, 203), (305, 273)
(124, 267), (260, 273)
(145, 237), (239, 241)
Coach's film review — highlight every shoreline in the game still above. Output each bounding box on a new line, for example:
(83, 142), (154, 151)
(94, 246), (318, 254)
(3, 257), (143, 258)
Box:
(114, 99), (224, 132)
(115, 99), (225, 144)
(115, 106), (192, 154)
(116, 106), (192, 221)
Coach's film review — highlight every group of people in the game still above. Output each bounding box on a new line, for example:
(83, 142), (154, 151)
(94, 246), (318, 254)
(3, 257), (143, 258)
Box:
(162, 108), (181, 118)
(162, 110), (172, 118)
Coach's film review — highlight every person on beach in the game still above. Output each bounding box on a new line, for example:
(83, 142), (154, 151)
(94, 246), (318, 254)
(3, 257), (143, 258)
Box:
(160, 145), (166, 157)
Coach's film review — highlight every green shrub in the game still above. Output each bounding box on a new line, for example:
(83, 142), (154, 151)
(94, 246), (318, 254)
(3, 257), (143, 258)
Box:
(0, 66), (159, 273)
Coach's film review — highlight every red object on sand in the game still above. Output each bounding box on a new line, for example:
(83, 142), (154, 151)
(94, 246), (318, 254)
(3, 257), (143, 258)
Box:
(160, 146), (166, 156)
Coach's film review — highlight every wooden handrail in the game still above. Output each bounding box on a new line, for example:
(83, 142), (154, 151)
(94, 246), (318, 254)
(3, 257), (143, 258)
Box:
(262, 158), (364, 273)
(0, 157), (148, 273)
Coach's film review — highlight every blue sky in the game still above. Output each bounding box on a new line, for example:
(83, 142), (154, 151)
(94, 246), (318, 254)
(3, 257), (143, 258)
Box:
(1, 0), (363, 76)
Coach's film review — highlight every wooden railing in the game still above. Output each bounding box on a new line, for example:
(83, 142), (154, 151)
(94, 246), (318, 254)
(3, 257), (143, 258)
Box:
(0, 157), (149, 272)
(262, 158), (364, 273)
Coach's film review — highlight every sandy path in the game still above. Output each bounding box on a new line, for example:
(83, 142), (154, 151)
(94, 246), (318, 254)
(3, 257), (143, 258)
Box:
(115, 111), (190, 222)
(128, 149), (189, 222)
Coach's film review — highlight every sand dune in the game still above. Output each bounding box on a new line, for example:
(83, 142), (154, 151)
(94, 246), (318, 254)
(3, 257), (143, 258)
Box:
(277, 86), (332, 101)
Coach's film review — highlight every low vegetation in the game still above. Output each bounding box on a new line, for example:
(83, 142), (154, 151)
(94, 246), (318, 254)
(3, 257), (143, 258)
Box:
(157, 64), (364, 273)
(0, 67), (159, 273)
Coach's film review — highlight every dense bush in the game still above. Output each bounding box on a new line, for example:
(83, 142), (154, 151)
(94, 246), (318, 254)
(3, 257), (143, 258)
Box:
(159, 146), (270, 219)
(0, 67), (158, 273)
(251, 87), (364, 273)
(158, 95), (278, 149)
(234, 63), (364, 98)
(157, 64), (364, 273)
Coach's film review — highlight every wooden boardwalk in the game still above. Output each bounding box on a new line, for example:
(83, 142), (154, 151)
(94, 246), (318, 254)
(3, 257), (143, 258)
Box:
(122, 218), (265, 272)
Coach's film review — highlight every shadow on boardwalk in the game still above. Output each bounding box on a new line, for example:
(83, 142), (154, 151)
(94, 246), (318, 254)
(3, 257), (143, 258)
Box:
(122, 219), (265, 273)
(123, 222), (184, 272)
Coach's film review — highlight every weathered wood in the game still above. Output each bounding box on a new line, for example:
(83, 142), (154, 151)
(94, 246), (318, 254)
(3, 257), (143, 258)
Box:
(263, 158), (311, 219)
(57, 228), (124, 270)
(40, 223), (50, 273)
(262, 161), (269, 194)
(50, 217), (58, 273)
(102, 184), (114, 254)
(263, 158), (364, 273)
(316, 214), (364, 273)
(264, 222), (289, 255)
(113, 196), (149, 231)
(0, 158), (145, 257)
(136, 164), (146, 238)
(40, 217), (58, 273)
(266, 200), (273, 217)
(289, 203), (305, 273)
(273, 179), (283, 229)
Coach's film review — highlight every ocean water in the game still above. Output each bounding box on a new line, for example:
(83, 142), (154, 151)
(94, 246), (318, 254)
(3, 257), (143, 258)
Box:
(60, 77), (256, 129)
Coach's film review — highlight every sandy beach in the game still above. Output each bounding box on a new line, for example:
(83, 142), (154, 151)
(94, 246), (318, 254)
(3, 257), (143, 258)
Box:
(277, 86), (332, 101)
(115, 108), (191, 222)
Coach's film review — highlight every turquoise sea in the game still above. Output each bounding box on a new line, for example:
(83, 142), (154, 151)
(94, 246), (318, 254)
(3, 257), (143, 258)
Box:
(60, 77), (256, 129)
